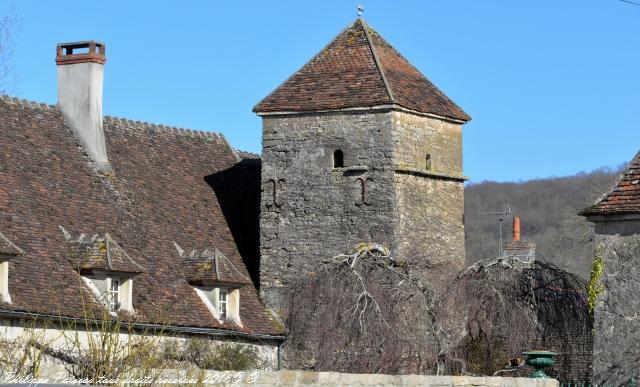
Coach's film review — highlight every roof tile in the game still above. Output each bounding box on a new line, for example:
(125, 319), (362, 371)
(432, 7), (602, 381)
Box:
(0, 96), (284, 336)
(254, 19), (470, 122)
(580, 151), (640, 216)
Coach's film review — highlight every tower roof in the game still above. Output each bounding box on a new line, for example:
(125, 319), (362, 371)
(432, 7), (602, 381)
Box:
(580, 151), (640, 217)
(254, 19), (470, 122)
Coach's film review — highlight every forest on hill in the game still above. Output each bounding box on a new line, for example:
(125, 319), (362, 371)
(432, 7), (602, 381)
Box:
(464, 165), (625, 279)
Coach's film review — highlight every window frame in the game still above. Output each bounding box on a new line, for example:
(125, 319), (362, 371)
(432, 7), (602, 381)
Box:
(193, 286), (241, 325)
(81, 273), (133, 314)
(219, 289), (228, 320)
(109, 277), (121, 312)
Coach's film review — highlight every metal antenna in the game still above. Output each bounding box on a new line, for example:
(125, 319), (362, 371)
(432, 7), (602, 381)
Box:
(483, 204), (512, 256)
(357, 4), (364, 17)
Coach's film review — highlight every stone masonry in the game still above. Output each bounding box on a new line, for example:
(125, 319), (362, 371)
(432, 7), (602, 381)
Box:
(591, 219), (640, 385)
(259, 109), (466, 316)
(392, 111), (465, 291)
(259, 112), (397, 315)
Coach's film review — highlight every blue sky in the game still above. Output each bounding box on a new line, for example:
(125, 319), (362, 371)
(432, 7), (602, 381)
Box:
(2, 1), (638, 183)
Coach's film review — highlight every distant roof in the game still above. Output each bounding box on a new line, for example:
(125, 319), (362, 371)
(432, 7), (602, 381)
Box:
(580, 151), (640, 217)
(0, 96), (283, 336)
(253, 18), (470, 122)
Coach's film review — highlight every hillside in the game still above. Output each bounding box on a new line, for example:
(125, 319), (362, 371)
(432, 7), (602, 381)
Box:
(465, 166), (624, 279)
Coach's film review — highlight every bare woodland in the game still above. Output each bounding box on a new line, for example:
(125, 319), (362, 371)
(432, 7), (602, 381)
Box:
(465, 166), (623, 278)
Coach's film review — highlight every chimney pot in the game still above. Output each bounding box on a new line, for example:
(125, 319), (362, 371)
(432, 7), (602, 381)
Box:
(56, 41), (106, 65)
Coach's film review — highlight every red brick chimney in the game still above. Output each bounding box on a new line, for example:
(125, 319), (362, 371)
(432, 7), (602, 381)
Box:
(513, 216), (521, 242)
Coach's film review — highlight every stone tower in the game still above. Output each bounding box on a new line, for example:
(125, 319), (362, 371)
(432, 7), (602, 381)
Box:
(254, 18), (470, 316)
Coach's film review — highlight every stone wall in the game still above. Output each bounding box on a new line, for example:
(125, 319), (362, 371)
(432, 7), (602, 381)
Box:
(260, 112), (397, 317)
(591, 218), (640, 385)
(390, 111), (463, 175)
(391, 111), (465, 290)
(394, 174), (465, 289)
(259, 110), (467, 315)
(172, 371), (559, 387)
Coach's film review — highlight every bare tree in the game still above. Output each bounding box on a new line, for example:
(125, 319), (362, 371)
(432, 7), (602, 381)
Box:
(285, 244), (592, 380)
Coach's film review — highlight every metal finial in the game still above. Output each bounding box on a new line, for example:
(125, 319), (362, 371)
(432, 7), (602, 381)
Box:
(357, 4), (364, 17)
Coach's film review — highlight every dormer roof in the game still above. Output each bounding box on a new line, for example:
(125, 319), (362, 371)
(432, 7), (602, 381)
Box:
(253, 18), (470, 122)
(63, 229), (145, 274)
(580, 151), (640, 217)
(178, 245), (251, 287)
(0, 232), (24, 257)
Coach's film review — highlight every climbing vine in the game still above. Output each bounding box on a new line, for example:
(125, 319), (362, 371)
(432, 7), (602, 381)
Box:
(587, 255), (604, 316)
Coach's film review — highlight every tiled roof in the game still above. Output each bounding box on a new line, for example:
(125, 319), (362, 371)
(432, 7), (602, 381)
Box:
(253, 19), (470, 122)
(180, 246), (251, 286)
(0, 232), (24, 256)
(0, 96), (283, 336)
(65, 231), (145, 274)
(580, 151), (640, 217)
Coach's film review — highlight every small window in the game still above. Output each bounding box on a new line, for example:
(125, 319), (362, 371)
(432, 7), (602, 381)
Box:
(109, 278), (120, 312)
(333, 149), (344, 168)
(425, 154), (432, 170)
(219, 289), (228, 320)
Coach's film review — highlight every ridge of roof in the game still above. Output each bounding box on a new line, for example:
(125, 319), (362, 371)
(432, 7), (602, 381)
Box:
(360, 18), (395, 104)
(251, 19), (364, 113)
(580, 150), (640, 217)
(104, 116), (224, 141)
(0, 94), (57, 111)
(0, 94), (226, 142)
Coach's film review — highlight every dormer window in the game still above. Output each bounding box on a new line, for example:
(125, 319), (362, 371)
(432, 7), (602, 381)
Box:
(333, 149), (344, 168)
(219, 289), (228, 319)
(62, 227), (145, 314)
(0, 232), (25, 304)
(176, 244), (250, 325)
(81, 274), (133, 313)
(109, 278), (120, 312)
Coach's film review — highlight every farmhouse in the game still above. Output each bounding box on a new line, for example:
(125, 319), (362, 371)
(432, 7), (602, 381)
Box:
(0, 40), (284, 368)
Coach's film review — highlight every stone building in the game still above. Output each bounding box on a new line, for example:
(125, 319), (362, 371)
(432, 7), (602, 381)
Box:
(580, 150), (640, 385)
(0, 41), (285, 370)
(254, 18), (470, 316)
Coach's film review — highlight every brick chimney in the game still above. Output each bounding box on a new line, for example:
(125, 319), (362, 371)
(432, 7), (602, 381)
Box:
(503, 215), (536, 260)
(56, 41), (109, 171)
(513, 216), (521, 241)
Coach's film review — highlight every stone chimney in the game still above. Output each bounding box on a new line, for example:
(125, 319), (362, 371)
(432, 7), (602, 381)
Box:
(56, 41), (109, 171)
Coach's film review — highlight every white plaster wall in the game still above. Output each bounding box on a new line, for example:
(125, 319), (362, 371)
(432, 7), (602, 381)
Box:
(0, 317), (279, 377)
(57, 61), (109, 170)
